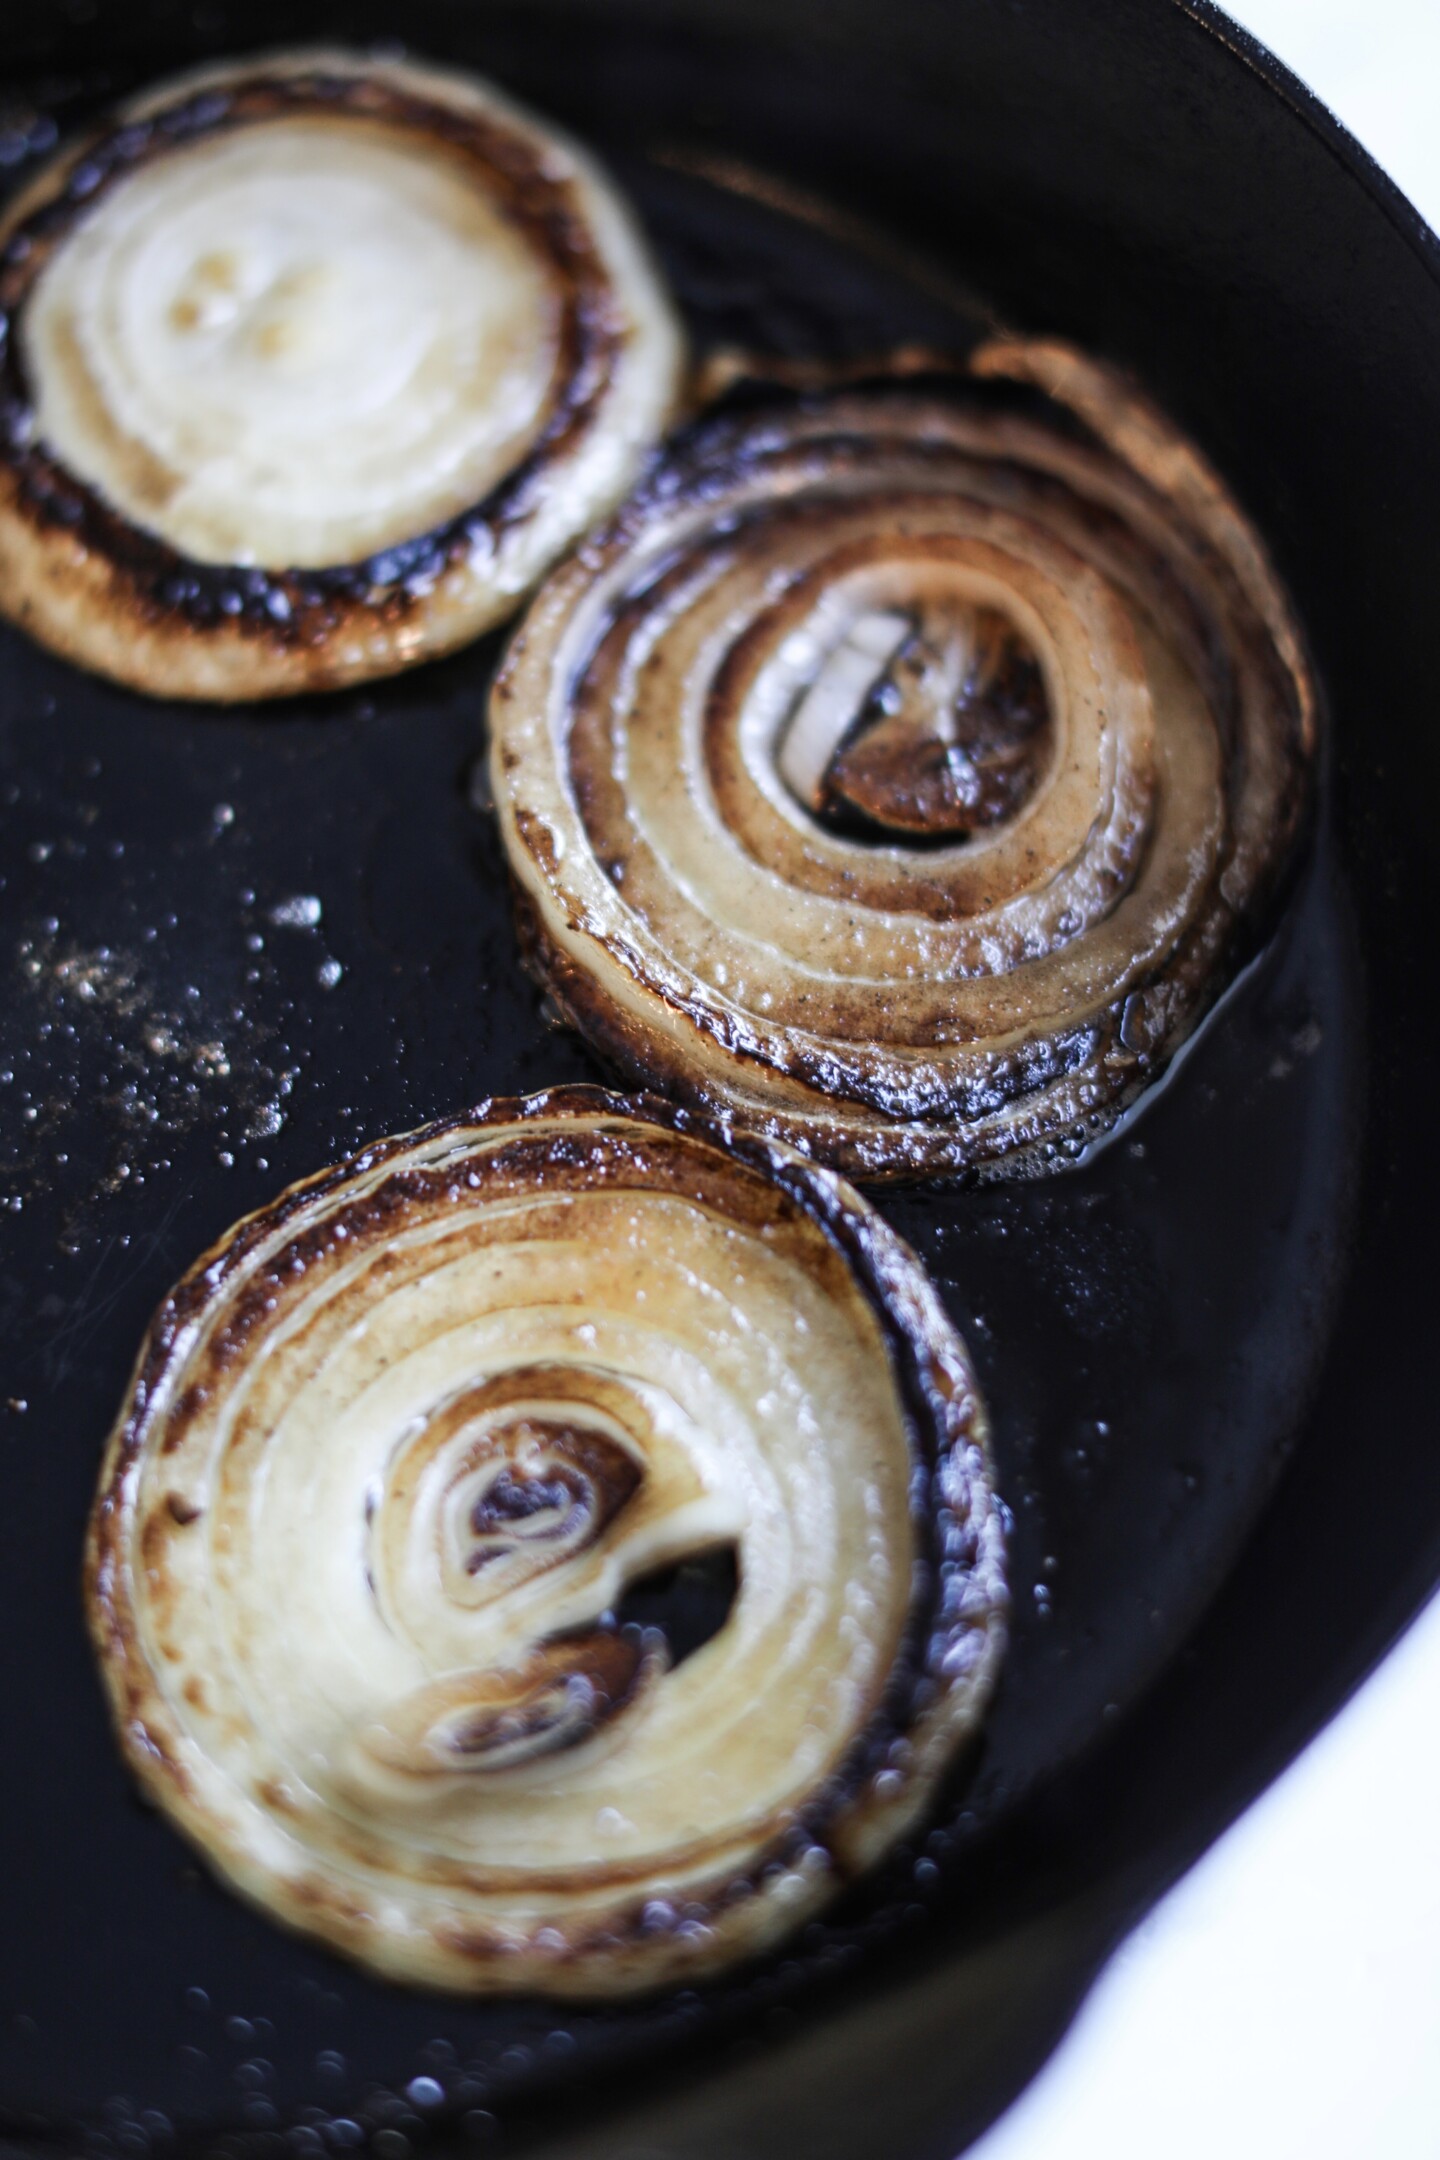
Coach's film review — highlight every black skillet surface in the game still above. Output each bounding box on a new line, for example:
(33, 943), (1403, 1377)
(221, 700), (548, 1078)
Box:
(0, 3), (1436, 2156)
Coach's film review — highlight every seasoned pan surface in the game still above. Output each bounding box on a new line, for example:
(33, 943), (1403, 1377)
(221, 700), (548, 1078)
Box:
(0, 4), (1435, 2155)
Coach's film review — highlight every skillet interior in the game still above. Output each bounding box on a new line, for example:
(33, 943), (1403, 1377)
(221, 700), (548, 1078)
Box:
(0, 3), (1435, 2155)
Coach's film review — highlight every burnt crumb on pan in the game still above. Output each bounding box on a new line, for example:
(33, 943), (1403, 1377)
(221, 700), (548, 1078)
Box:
(0, 918), (297, 1226)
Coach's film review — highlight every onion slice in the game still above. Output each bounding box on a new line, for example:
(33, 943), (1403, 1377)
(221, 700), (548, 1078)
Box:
(491, 345), (1316, 1181)
(85, 1088), (1006, 1997)
(0, 50), (683, 699)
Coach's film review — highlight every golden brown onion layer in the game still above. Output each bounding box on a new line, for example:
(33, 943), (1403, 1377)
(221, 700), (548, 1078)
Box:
(492, 344), (1316, 1181)
(86, 1088), (1005, 1997)
(0, 50), (682, 700)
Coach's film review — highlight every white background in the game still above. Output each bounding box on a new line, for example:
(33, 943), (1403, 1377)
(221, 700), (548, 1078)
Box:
(1224, 0), (1440, 230)
(968, 7), (1440, 2157)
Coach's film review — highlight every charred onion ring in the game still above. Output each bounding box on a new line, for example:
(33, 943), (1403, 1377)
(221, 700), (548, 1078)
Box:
(0, 50), (682, 699)
(492, 343), (1315, 1180)
(86, 1088), (1005, 1996)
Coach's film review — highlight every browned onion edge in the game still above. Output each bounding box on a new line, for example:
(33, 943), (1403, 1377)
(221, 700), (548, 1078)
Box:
(84, 1083), (1007, 1996)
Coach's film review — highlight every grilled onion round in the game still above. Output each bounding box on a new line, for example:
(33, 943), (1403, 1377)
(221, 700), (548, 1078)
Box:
(86, 1089), (1005, 1997)
(493, 343), (1316, 1181)
(0, 50), (682, 699)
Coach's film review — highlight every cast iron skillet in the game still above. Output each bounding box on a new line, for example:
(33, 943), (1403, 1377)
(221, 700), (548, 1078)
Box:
(0, 3), (1435, 2155)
